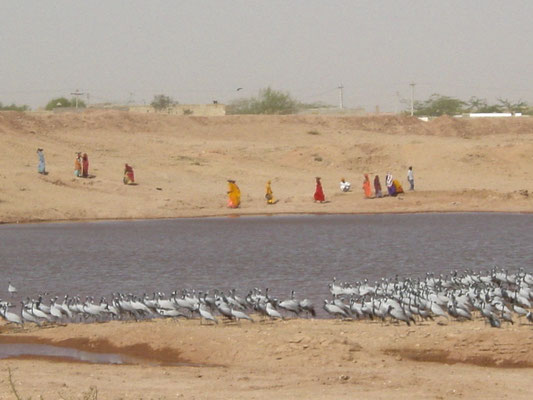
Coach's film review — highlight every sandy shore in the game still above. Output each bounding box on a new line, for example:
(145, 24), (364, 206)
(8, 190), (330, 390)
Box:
(1, 317), (532, 399)
(1, 111), (533, 224)
(1, 111), (533, 399)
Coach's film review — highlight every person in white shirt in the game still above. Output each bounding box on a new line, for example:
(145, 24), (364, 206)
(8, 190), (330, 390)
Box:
(340, 177), (351, 192)
(407, 166), (414, 191)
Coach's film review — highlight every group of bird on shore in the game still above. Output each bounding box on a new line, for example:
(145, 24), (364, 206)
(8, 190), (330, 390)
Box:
(1, 268), (532, 328)
(324, 268), (533, 327)
(0, 284), (314, 326)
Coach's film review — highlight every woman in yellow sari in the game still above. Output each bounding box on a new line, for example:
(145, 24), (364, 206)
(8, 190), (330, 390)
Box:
(393, 179), (404, 194)
(265, 180), (275, 204)
(227, 179), (241, 208)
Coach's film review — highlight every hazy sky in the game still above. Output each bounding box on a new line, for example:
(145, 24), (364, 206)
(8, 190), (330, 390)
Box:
(2, 0), (533, 111)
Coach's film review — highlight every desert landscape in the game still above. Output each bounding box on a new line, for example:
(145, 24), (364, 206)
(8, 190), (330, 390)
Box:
(1, 111), (533, 399)
(1, 111), (533, 224)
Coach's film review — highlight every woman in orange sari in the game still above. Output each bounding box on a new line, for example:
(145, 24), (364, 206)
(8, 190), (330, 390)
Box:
(227, 179), (241, 208)
(362, 174), (372, 198)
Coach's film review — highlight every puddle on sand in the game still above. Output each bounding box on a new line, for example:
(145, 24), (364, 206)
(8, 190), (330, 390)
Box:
(0, 343), (142, 365)
(0, 335), (218, 367)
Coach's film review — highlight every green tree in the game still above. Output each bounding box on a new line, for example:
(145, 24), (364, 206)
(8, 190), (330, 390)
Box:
(497, 98), (528, 114)
(45, 97), (86, 110)
(0, 102), (29, 111)
(466, 97), (503, 113)
(150, 94), (177, 111)
(413, 94), (465, 116)
(227, 87), (298, 115)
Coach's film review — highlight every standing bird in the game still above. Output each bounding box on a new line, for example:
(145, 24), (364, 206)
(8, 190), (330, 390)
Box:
(323, 300), (349, 319)
(230, 307), (254, 323)
(8, 282), (17, 297)
(266, 302), (283, 320)
(278, 291), (301, 317)
(198, 304), (218, 325)
(0, 305), (22, 325)
(299, 298), (316, 317)
(387, 305), (411, 326)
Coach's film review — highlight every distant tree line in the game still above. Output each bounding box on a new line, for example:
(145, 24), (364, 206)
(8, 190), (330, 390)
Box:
(150, 94), (178, 111)
(146, 88), (326, 115)
(413, 94), (532, 117)
(226, 87), (327, 115)
(45, 97), (86, 110)
(0, 102), (29, 111)
(19, 91), (531, 116)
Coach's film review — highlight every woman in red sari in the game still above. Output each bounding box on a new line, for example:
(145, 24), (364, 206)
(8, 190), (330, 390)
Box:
(314, 177), (325, 202)
(82, 153), (89, 177)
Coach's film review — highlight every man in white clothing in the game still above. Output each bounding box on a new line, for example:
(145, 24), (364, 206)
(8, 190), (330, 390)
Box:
(407, 166), (414, 191)
(340, 178), (351, 192)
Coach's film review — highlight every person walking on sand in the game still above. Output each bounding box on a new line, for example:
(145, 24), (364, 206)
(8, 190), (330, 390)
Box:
(227, 179), (241, 208)
(374, 175), (383, 198)
(340, 177), (351, 192)
(362, 174), (372, 198)
(393, 179), (404, 195)
(37, 148), (46, 174)
(265, 180), (276, 204)
(123, 163), (135, 184)
(74, 152), (82, 177)
(407, 166), (414, 191)
(314, 177), (325, 202)
(82, 153), (89, 178)
(386, 172), (396, 196)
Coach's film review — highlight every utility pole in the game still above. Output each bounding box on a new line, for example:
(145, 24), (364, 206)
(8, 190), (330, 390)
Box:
(70, 89), (85, 109)
(338, 84), (344, 109)
(409, 82), (416, 116)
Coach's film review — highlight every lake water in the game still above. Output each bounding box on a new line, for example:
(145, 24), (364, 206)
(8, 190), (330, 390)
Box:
(1, 214), (532, 311)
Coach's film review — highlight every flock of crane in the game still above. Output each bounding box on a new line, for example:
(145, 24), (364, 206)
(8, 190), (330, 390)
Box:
(1, 268), (533, 328)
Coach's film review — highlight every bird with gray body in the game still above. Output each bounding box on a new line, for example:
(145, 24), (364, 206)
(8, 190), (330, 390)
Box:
(488, 314), (501, 328)
(198, 304), (218, 325)
(387, 305), (411, 326)
(0, 305), (22, 325)
(278, 291), (301, 317)
(265, 301), (283, 320)
(215, 298), (234, 320)
(299, 298), (316, 317)
(8, 282), (17, 297)
(323, 299), (349, 319)
(230, 307), (254, 323)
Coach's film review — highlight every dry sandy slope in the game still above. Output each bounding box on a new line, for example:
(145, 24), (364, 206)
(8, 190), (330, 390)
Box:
(0, 318), (532, 399)
(1, 111), (533, 223)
